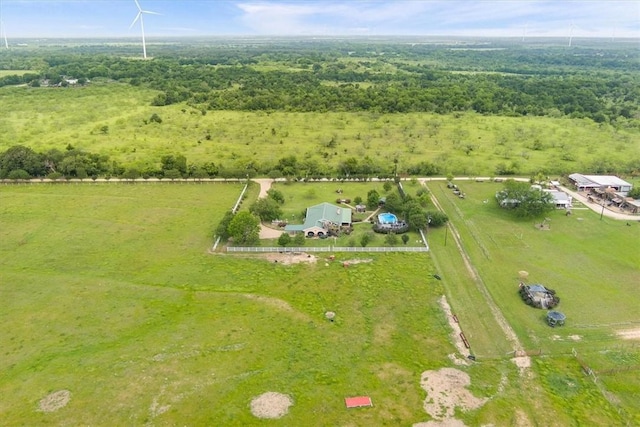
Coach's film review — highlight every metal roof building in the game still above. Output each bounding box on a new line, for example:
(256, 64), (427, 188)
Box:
(568, 174), (632, 195)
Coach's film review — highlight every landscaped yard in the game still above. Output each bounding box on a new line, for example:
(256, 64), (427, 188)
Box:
(259, 180), (428, 247)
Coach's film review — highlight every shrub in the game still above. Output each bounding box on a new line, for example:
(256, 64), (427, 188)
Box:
(7, 169), (31, 180)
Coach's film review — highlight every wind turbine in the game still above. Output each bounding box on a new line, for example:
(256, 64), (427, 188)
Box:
(130, 0), (159, 59)
(568, 21), (575, 47)
(0, 0), (8, 49)
(521, 23), (528, 43)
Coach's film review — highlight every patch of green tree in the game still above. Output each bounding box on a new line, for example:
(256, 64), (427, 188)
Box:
(495, 179), (555, 218)
(1, 40), (638, 122)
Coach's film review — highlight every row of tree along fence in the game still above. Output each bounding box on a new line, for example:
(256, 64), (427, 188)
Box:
(226, 246), (429, 253)
(0, 178), (250, 184)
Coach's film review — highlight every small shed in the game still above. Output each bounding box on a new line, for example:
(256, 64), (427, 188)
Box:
(345, 396), (373, 408)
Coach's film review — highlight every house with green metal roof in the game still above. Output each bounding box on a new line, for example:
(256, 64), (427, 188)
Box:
(284, 202), (352, 237)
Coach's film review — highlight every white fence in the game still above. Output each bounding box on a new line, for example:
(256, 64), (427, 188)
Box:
(226, 246), (429, 253)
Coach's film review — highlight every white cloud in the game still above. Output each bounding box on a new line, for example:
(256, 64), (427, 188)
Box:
(234, 0), (640, 37)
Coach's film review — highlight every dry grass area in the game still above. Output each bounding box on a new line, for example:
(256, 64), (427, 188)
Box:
(616, 328), (640, 340)
(415, 368), (487, 426)
(438, 296), (471, 365)
(37, 390), (71, 413)
(263, 252), (319, 265)
(250, 392), (293, 419)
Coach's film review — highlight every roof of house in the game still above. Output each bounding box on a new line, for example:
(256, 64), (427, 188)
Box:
(544, 189), (570, 203)
(569, 173), (632, 188)
(305, 202), (351, 227)
(284, 202), (351, 232)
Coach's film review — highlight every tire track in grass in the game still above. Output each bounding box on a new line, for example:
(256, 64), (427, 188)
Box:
(426, 182), (524, 354)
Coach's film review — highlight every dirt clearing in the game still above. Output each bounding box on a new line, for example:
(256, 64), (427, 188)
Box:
(37, 390), (71, 413)
(616, 328), (640, 340)
(263, 252), (318, 265)
(250, 392), (293, 419)
(416, 368), (487, 425)
(438, 295), (471, 365)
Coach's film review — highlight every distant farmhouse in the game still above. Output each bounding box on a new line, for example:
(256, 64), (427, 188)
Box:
(544, 190), (571, 209)
(284, 202), (352, 238)
(498, 186), (571, 210)
(568, 174), (632, 196)
(569, 173), (639, 214)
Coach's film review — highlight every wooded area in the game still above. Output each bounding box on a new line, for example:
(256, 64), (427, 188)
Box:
(1, 38), (639, 179)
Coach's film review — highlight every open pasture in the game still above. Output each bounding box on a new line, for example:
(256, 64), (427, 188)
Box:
(0, 70), (37, 77)
(0, 183), (460, 425)
(426, 180), (640, 422)
(1, 82), (639, 176)
(0, 182), (635, 424)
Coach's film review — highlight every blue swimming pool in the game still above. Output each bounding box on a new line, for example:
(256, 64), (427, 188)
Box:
(378, 212), (398, 224)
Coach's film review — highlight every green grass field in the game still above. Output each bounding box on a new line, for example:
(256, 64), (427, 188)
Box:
(426, 180), (640, 423)
(0, 70), (36, 77)
(1, 82), (639, 176)
(0, 183), (453, 425)
(1, 182), (637, 425)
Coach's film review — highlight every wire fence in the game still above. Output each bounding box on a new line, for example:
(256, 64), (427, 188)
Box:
(572, 347), (634, 425)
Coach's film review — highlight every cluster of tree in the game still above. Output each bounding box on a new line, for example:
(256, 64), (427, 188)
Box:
(0, 144), (111, 179)
(217, 211), (261, 246)
(249, 189), (285, 222)
(495, 179), (555, 218)
(277, 231), (306, 248)
(367, 183), (448, 232)
(1, 145), (450, 181)
(0, 145), (225, 180)
(1, 41), (638, 122)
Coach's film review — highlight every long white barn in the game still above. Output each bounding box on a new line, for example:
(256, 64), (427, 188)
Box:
(568, 174), (632, 196)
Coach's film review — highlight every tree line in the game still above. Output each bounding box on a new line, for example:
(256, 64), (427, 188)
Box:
(1, 41), (638, 123)
(0, 144), (438, 180)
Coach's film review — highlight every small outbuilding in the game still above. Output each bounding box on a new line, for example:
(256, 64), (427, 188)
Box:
(544, 190), (572, 209)
(546, 311), (566, 327)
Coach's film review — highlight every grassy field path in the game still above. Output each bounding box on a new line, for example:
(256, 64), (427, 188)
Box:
(427, 182), (526, 356)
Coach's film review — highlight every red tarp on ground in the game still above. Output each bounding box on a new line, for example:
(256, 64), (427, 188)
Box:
(345, 396), (372, 408)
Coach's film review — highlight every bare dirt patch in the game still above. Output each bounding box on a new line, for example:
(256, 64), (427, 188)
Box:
(37, 390), (71, 413)
(413, 420), (467, 427)
(259, 224), (284, 239)
(418, 368), (487, 423)
(243, 294), (310, 321)
(341, 258), (373, 266)
(511, 355), (531, 369)
(616, 328), (640, 340)
(438, 295), (470, 364)
(263, 252), (318, 265)
(250, 392), (293, 419)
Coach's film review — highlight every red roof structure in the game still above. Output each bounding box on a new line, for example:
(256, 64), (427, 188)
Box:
(345, 396), (373, 408)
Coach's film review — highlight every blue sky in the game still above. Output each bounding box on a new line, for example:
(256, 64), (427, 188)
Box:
(0, 1), (638, 39)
